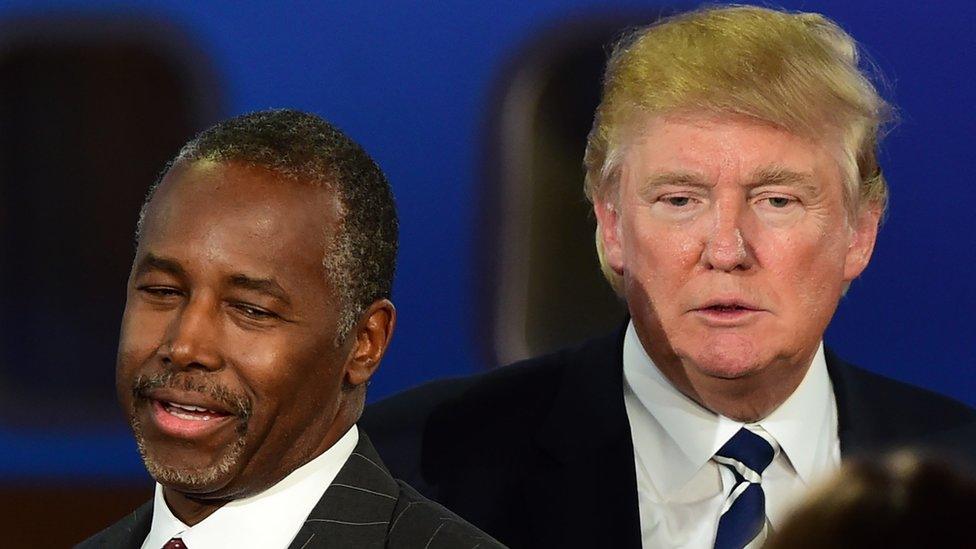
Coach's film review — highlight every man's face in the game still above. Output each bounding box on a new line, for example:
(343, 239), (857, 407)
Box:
(597, 113), (878, 394)
(117, 160), (350, 499)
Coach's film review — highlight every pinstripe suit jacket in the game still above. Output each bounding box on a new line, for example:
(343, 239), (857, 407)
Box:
(77, 432), (503, 549)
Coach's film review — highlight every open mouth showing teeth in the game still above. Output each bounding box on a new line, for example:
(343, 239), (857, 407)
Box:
(162, 401), (226, 421)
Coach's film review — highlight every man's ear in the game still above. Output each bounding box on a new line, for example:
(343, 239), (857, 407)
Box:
(593, 198), (625, 275)
(344, 299), (396, 387)
(843, 203), (882, 282)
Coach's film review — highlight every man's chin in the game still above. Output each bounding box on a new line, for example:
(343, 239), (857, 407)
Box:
(682, 334), (769, 380)
(142, 452), (241, 493)
(692, 360), (764, 381)
(133, 425), (246, 493)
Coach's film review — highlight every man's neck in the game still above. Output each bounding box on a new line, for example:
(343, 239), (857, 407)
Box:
(671, 364), (811, 422)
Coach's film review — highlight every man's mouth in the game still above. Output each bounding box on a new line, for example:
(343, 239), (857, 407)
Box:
(696, 298), (762, 312)
(699, 304), (760, 315)
(130, 372), (250, 440)
(692, 299), (765, 325)
(148, 397), (237, 439)
(160, 400), (230, 421)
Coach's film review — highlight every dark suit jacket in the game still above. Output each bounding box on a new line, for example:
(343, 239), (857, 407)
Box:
(361, 326), (976, 549)
(77, 432), (504, 549)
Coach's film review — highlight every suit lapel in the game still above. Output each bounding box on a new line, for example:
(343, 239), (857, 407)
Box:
(287, 433), (399, 549)
(526, 324), (643, 549)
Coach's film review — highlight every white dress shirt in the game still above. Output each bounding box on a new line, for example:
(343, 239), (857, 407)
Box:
(622, 321), (840, 548)
(141, 425), (359, 549)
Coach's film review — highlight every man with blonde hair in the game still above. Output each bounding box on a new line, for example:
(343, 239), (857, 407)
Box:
(364, 6), (976, 549)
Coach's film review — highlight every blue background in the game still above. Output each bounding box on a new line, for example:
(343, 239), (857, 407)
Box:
(0, 0), (973, 481)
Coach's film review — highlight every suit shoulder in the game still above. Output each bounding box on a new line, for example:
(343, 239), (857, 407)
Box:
(831, 356), (976, 462)
(365, 354), (559, 418)
(838, 360), (976, 426)
(75, 500), (152, 549)
(385, 480), (506, 549)
(364, 331), (618, 434)
(361, 349), (565, 488)
(362, 331), (621, 493)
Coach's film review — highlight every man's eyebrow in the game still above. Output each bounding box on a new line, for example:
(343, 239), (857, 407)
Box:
(748, 166), (819, 195)
(641, 171), (711, 190)
(228, 274), (292, 304)
(133, 253), (187, 279)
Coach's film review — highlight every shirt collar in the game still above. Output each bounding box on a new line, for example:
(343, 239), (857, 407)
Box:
(760, 344), (837, 484)
(142, 424), (359, 549)
(623, 321), (836, 495)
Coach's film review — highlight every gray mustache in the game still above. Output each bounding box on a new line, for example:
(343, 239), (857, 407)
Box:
(132, 371), (252, 420)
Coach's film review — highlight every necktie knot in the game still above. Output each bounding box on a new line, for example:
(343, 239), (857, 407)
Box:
(714, 427), (775, 478)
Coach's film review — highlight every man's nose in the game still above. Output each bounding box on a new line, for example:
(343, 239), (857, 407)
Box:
(160, 295), (223, 371)
(700, 199), (755, 272)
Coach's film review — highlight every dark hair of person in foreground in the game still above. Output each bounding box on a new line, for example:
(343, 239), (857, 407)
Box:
(765, 452), (976, 549)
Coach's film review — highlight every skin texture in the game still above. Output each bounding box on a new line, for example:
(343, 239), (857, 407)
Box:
(595, 113), (880, 421)
(116, 160), (395, 525)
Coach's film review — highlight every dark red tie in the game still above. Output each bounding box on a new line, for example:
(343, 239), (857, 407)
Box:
(163, 538), (186, 549)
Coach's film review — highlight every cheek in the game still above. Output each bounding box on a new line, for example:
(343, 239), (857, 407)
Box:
(235, 343), (285, 373)
(622, 218), (700, 287)
(117, 308), (161, 369)
(765, 230), (848, 310)
(231, 344), (295, 399)
(234, 335), (341, 405)
(116, 312), (153, 405)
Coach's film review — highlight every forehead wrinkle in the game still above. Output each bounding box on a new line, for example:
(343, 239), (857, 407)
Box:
(133, 252), (187, 279)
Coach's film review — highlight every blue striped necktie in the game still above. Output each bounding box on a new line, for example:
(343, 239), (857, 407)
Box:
(712, 427), (776, 549)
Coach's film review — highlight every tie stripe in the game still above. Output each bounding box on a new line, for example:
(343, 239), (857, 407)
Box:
(713, 455), (763, 483)
(713, 427), (776, 549)
(718, 478), (752, 515)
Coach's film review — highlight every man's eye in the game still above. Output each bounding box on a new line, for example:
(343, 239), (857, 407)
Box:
(138, 286), (181, 298)
(664, 196), (694, 207)
(234, 303), (278, 320)
(766, 196), (795, 208)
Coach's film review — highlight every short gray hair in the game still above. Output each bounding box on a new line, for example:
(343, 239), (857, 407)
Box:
(137, 109), (398, 343)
